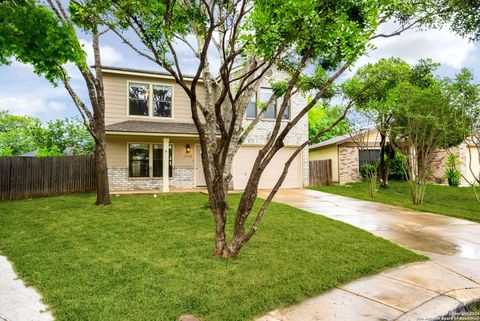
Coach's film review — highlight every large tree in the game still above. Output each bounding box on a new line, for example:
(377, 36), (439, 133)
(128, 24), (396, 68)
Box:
(344, 58), (411, 188)
(71, 0), (480, 258)
(0, 0), (111, 205)
(390, 62), (477, 205)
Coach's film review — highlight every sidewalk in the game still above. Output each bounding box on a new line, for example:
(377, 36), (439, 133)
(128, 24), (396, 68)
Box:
(0, 256), (53, 321)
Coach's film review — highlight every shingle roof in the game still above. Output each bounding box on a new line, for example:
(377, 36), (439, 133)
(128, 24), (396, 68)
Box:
(309, 134), (352, 150)
(106, 120), (204, 135)
(101, 66), (199, 80)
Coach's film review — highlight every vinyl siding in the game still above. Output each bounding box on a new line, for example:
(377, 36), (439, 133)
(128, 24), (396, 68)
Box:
(103, 72), (206, 126)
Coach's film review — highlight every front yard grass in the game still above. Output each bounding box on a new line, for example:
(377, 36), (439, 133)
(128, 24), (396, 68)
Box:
(312, 181), (480, 223)
(0, 193), (423, 321)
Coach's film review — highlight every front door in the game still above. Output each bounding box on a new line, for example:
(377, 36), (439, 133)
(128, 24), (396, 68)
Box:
(195, 144), (206, 187)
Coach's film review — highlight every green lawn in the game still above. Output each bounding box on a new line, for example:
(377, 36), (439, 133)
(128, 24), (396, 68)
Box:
(312, 181), (480, 223)
(0, 193), (423, 321)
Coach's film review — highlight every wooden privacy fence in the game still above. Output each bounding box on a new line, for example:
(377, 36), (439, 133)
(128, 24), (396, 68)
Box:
(0, 155), (96, 200)
(309, 159), (332, 186)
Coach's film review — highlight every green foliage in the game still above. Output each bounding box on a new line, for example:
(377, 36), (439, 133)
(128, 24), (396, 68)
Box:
(444, 153), (462, 186)
(308, 103), (350, 143)
(33, 118), (95, 156)
(0, 110), (93, 157)
(0, 0), (86, 83)
(0, 193), (422, 321)
(444, 168), (461, 187)
(360, 162), (378, 181)
(389, 153), (407, 181)
(0, 110), (39, 156)
(36, 145), (63, 157)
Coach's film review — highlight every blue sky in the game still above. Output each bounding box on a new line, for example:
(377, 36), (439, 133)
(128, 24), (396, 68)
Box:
(0, 24), (478, 122)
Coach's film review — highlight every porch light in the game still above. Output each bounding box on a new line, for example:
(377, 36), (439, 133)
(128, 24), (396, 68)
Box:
(186, 144), (191, 154)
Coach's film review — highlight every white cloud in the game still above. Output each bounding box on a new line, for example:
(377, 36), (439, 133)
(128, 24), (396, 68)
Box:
(0, 97), (67, 118)
(79, 39), (123, 66)
(354, 24), (475, 71)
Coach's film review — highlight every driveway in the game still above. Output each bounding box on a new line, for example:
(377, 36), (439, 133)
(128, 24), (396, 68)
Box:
(258, 189), (480, 321)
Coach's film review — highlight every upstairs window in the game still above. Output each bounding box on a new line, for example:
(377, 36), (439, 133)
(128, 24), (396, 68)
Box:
(129, 83), (149, 116)
(260, 88), (276, 119)
(128, 82), (173, 118)
(258, 88), (290, 120)
(153, 85), (172, 117)
(246, 92), (257, 118)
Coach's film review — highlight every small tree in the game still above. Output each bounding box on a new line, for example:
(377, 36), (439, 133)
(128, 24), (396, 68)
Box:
(350, 127), (380, 198)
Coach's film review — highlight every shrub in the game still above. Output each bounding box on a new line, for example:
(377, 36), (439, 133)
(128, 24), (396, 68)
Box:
(360, 162), (378, 181)
(444, 153), (462, 187)
(389, 153), (407, 181)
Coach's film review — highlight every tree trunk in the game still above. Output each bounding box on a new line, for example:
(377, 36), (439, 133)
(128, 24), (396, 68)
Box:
(378, 132), (389, 188)
(94, 133), (111, 205)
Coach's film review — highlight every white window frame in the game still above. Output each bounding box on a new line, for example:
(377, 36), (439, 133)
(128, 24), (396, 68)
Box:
(127, 81), (175, 119)
(127, 142), (175, 179)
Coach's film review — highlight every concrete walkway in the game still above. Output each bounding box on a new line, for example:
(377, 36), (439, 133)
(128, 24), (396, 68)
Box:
(0, 256), (53, 321)
(257, 189), (480, 321)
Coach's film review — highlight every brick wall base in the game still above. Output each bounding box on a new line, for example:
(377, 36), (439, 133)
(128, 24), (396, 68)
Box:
(108, 167), (195, 191)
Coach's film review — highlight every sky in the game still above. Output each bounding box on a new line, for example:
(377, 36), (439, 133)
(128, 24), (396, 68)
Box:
(0, 23), (478, 122)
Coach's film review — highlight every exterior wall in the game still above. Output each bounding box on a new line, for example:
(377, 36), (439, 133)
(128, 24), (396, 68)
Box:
(241, 69), (309, 186)
(106, 135), (198, 191)
(338, 146), (361, 184)
(309, 145), (339, 182)
(103, 72), (206, 126)
(464, 146), (480, 185)
(431, 144), (480, 186)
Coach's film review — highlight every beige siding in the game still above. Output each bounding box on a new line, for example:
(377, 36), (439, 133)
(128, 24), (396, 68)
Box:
(340, 130), (381, 147)
(103, 73), (205, 125)
(106, 135), (197, 169)
(309, 145), (339, 182)
(463, 146), (480, 185)
(232, 146), (302, 189)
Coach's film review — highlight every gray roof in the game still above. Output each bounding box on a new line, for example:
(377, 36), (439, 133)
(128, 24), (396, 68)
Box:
(101, 66), (198, 79)
(106, 120), (210, 135)
(19, 150), (38, 157)
(309, 134), (352, 150)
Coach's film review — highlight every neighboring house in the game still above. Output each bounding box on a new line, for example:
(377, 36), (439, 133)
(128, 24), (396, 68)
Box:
(309, 129), (480, 186)
(431, 139), (480, 186)
(309, 130), (381, 184)
(103, 66), (309, 192)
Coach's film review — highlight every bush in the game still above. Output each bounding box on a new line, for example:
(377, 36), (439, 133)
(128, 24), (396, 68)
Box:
(360, 162), (378, 181)
(389, 153), (407, 181)
(444, 153), (462, 187)
(444, 168), (461, 187)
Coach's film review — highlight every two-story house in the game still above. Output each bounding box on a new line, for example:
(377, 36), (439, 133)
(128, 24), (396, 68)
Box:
(102, 66), (309, 192)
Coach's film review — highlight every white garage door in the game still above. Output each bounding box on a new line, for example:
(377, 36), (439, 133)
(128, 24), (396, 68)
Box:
(232, 146), (303, 190)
